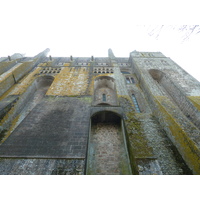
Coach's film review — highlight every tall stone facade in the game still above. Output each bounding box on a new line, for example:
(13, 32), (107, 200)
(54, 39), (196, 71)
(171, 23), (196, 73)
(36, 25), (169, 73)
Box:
(0, 48), (200, 175)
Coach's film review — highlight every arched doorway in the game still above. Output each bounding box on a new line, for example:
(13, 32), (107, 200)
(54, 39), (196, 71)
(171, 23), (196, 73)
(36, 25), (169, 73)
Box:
(86, 111), (132, 175)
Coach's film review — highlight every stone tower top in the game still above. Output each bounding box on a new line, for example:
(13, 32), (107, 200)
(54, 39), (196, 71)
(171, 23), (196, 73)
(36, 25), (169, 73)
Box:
(108, 48), (115, 59)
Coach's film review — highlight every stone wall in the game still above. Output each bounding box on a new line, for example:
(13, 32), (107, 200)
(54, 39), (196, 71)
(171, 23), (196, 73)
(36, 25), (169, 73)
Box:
(46, 67), (89, 96)
(160, 74), (200, 129)
(0, 49), (199, 175)
(0, 97), (90, 158)
(130, 53), (200, 174)
(0, 49), (49, 97)
(87, 122), (131, 175)
(0, 158), (85, 175)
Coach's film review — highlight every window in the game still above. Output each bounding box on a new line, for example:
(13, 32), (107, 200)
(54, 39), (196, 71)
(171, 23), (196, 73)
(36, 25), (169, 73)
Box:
(121, 71), (130, 74)
(93, 67), (113, 74)
(40, 67), (61, 74)
(102, 94), (106, 102)
(131, 78), (135, 83)
(126, 77), (135, 84)
(126, 78), (131, 83)
(131, 94), (141, 113)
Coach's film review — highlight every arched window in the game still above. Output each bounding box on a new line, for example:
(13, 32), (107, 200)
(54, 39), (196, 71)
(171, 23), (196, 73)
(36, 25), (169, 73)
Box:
(102, 94), (106, 102)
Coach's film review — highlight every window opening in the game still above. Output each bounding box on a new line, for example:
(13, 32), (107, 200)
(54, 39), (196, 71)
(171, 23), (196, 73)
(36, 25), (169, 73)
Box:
(121, 71), (130, 74)
(102, 94), (106, 102)
(131, 94), (141, 113)
(126, 78), (130, 83)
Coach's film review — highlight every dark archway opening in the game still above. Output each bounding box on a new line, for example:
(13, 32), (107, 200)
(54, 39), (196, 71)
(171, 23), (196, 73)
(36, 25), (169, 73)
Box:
(91, 111), (121, 124)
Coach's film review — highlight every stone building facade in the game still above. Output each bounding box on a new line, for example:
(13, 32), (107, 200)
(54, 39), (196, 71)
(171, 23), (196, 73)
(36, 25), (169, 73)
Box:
(0, 48), (200, 175)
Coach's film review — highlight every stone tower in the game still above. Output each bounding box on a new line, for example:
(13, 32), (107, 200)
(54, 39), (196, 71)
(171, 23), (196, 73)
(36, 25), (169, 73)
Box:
(0, 49), (200, 175)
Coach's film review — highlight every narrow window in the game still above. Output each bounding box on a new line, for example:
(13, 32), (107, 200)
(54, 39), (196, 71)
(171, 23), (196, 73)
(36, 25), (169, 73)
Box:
(131, 78), (135, 83)
(102, 94), (106, 102)
(126, 78), (130, 83)
(131, 94), (141, 113)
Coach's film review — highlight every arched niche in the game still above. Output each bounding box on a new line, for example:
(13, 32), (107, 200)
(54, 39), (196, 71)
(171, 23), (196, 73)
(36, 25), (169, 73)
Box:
(18, 75), (54, 117)
(91, 111), (121, 124)
(0, 75), (55, 137)
(149, 69), (164, 83)
(86, 111), (132, 175)
(35, 75), (54, 91)
(93, 76), (118, 106)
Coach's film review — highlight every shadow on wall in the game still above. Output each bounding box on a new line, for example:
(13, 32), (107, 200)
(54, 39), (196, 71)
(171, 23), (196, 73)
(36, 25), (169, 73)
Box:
(91, 111), (121, 124)
(15, 75), (55, 122)
(0, 75), (55, 137)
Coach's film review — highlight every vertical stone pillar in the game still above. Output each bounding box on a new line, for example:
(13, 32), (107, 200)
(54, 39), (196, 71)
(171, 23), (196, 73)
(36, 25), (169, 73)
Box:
(108, 49), (129, 96)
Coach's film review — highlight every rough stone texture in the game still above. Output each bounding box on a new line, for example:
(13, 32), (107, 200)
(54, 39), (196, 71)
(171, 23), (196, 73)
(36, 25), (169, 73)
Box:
(149, 68), (200, 129)
(113, 65), (129, 96)
(138, 114), (192, 175)
(87, 123), (131, 175)
(131, 53), (200, 174)
(93, 76), (118, 106)
(0, 48), (49, 97)
(46, 67), (89, 96)
(0, 95), (18, 121)
(0, 158), (85, 175)
(0, 60), (22, 76)
(4, 77), (54, 136)
(0, 49), (200, 175)
(137, 159), (163, 175)
(119, 95), (192, 174)
(0, 97), (90, 159)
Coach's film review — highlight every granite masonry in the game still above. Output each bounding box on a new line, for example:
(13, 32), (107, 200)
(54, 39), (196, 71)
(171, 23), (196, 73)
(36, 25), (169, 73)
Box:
(0, 48), (199, 175)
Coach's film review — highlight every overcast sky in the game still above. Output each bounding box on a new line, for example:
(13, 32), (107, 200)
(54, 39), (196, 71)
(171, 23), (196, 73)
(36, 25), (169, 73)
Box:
(1, 0), (200, 81)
